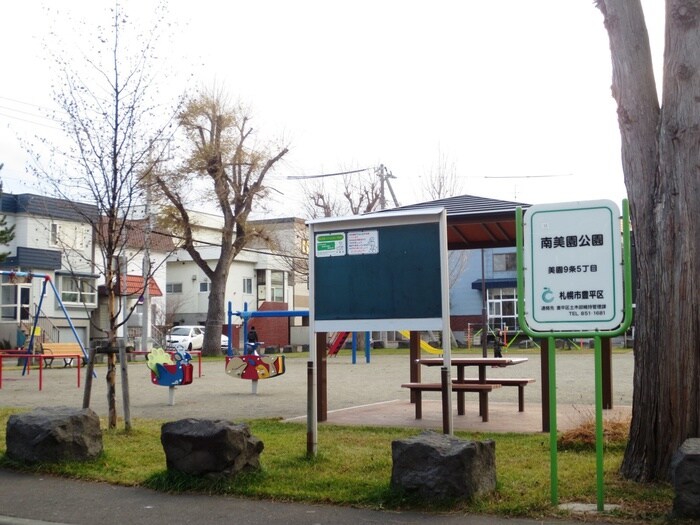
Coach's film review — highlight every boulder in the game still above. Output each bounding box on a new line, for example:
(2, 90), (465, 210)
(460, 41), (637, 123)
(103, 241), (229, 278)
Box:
(391, 431), (496, 500)
(6, 406), (103, 463)
(671, 438), (700, 519)
(161, 418), (264, 478)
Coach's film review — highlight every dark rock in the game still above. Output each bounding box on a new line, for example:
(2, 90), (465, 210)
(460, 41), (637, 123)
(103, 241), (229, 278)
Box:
(671, 438), (700, 519)
(161, 418), (264, 478)
(391, 431), (496, 500)
(6, 406), (103, 463)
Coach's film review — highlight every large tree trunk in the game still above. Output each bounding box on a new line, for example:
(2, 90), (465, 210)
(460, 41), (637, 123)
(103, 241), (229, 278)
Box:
(598, 0), (700, 481)
(203, 269), (228, 357)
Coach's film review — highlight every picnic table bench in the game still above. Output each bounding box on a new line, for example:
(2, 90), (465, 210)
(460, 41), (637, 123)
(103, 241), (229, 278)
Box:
(453, 377), (536, 412)
(401, 382), (502, 421)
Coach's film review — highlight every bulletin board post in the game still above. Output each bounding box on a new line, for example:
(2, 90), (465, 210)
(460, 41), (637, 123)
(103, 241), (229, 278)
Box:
(516, 199), (633, 511)
(307, 208), (452, 456)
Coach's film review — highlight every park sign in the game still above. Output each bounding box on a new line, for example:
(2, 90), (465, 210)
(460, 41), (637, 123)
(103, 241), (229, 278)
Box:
(522, 200), (624, 332)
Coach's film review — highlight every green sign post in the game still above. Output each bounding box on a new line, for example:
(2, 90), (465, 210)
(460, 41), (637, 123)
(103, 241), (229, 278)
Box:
(516, 199), (633, 511)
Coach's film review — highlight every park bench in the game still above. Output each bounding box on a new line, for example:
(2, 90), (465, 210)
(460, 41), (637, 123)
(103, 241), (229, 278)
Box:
(401, 382), (501, 422)
(42, 342), (84, 368)
(453, 378), (536, 412)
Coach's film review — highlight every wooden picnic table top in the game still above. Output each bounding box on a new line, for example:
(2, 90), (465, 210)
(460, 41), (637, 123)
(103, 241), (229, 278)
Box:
(416, 357), (528, 367)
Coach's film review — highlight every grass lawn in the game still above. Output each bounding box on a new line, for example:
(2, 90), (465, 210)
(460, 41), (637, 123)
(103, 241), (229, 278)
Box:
(0, 407), (673, 523)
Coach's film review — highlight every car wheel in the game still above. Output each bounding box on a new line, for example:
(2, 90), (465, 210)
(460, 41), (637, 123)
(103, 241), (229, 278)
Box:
(188, 343), (192, 351)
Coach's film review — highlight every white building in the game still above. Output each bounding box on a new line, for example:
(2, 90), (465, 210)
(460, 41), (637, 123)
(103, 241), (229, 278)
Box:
(0, 193), (99, 347)
(165, 212), (309, 348)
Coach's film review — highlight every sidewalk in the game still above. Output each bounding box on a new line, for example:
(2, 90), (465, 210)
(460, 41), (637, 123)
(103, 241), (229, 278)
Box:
(0, 469), (621, 525)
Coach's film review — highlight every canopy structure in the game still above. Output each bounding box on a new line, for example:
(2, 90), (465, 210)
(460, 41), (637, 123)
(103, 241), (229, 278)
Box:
(386, 194), (530, 250)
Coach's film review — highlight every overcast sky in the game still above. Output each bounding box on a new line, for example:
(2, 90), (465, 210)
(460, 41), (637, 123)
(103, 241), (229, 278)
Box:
(0, 1), (664, 217)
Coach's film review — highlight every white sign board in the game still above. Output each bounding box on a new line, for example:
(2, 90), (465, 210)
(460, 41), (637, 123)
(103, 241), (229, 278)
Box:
(522, 200), (624, 332)
(347, 230), (379, 255)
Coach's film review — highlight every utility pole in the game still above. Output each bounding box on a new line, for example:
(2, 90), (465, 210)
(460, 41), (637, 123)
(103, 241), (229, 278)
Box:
(141, 178), (151, 353)
(376, 164), (400, 210)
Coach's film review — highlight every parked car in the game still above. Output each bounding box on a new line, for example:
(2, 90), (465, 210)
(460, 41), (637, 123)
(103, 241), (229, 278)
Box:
(166, 325), (204, 351)
(220, 333), (230, 352)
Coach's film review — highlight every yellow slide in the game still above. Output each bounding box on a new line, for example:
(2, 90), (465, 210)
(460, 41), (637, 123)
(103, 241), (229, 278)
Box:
(398, 330), (443, 355)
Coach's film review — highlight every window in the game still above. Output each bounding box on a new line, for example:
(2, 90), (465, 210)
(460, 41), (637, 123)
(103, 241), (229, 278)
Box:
(166, 283), (182, 294)
(50, 223), (61, 247)
(0, 279), (18, 320)
(271, 270), (284, 302)
(488, 287), (517, 331)
(60, 276), (97, 306)
(199, 281), (210, 293)
(243, 278), (252, 294)
(493, 252), (516, 272)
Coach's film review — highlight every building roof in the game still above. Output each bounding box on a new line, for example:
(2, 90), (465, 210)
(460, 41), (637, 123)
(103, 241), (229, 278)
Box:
(0, 193), (99, 222)
(121, 274), (163, 297)
(388, 194), (531, 250)
(98, 217), (176, 253)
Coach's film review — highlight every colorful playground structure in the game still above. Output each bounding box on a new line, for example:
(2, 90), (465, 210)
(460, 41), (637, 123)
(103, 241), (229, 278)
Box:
(146, 347), (193, 405)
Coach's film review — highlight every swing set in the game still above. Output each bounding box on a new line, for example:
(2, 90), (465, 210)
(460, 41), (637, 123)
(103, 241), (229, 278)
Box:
(3, 271), (90, 367)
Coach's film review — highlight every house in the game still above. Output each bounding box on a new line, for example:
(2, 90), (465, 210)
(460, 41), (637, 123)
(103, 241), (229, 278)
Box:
(92, 217), (175, 348)
(0, 193), (99, 348)
(165, 212), (309, 350)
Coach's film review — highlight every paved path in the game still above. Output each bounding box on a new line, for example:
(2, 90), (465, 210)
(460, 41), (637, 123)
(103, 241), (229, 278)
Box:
(0, 469), (620, 525)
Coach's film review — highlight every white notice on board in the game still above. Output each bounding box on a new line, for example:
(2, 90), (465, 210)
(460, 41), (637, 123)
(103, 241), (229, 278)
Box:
(347, 230), (379, 255)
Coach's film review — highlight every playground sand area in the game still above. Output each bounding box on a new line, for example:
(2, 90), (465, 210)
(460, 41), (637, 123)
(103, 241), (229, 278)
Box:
(0, 351), (634, 433)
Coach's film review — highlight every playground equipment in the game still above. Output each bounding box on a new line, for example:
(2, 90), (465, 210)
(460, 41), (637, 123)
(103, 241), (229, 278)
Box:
(146, 347), (193, 405)
(226, 302), (303, 394)
(0, 271), (90, 375)
(397, 330), (442, 355)
(327, 331), (350, 356)
(225, 341), (286, 395)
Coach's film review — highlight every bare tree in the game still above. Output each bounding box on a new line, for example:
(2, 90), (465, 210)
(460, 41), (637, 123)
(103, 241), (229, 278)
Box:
(420, 150), (468, 294)
(154, 90), (288, 356)
(342, 171), (382, 214)
(300, 168), (382, 218)
(420, 148), (463, 202)
(26, 3), (181, 429)
(596, 0), (700, 482)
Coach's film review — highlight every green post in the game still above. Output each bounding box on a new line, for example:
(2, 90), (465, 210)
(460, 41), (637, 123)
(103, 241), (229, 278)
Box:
(548, 335), (558, 506)
(594, 335), (604, 510)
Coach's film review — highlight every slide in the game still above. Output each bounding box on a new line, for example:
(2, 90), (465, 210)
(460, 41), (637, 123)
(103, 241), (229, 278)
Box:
(398, 330), (442, 355)
(328, 332), (350, 356)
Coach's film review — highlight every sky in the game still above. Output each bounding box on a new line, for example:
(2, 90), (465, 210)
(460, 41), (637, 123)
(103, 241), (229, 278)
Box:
(0, 1), (664, 218)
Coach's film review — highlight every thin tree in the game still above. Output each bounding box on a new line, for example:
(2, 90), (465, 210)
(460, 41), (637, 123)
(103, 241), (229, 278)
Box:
(26, 3), (181, 429)
(596, 0), (700, 481)
(420, 147), (463, 202)
(154, 90), (288, 356)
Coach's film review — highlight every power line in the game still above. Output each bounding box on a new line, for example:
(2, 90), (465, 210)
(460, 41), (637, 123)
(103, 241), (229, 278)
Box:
(0, 95), (55, 111)
(286, 167), (369, 180)
(0, 111), (64, 130)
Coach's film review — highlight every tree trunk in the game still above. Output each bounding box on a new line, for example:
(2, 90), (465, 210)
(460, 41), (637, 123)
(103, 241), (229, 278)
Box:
(598, 0), (700, 481)
(202, 265), (229, 357)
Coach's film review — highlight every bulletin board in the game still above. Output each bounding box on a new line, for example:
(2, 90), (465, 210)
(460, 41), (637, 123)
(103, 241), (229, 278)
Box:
(308, 208), (448, 332)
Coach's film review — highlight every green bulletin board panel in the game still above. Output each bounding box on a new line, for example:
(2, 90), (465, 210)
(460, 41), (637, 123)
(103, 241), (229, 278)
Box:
(314, 221), (442, 321)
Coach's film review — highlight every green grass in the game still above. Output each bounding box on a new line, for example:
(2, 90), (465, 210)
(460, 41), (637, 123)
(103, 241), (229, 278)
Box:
(0, 407), (672, 523)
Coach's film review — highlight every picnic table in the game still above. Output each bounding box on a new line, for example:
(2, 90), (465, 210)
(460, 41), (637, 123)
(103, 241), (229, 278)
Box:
(405, 357), (531, 422)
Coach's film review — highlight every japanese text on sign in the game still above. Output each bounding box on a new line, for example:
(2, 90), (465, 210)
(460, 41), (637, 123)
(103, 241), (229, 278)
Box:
(522, 200), (623, 331)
